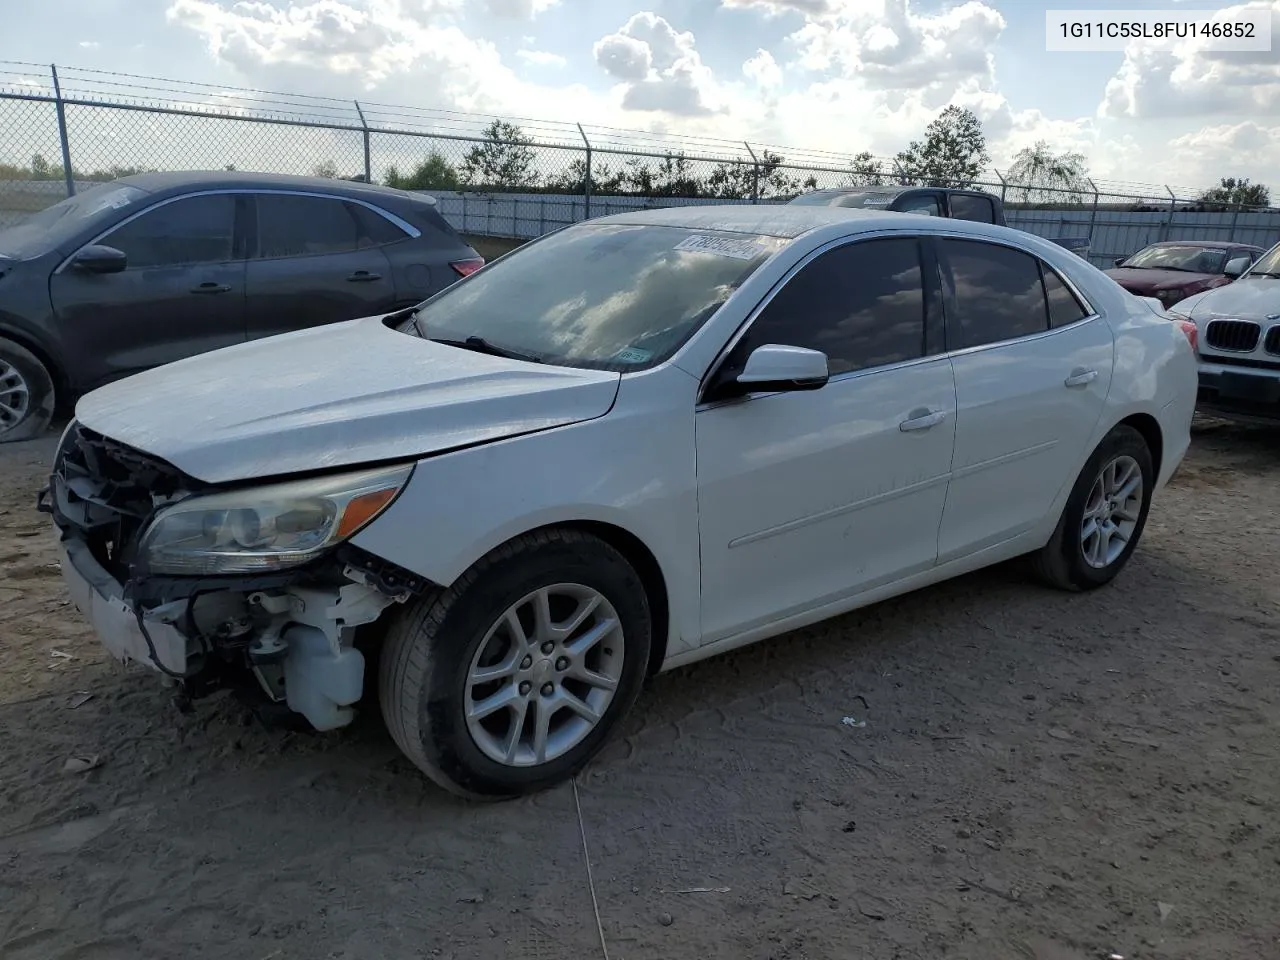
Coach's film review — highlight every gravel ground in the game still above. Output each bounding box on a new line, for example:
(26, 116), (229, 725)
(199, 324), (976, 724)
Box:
(1, 420), (1277, 960)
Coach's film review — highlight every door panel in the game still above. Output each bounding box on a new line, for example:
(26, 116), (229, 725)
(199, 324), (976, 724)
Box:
(694, 235), (955, 644)
(936, 238), (1113, 561)
(244, 193), (397, 340)
(696, 359), (957, 643)
(49, 193), (246, 387)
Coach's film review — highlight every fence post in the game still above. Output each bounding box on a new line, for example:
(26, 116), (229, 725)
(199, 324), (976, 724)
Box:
(744, 141), (760, 204)
(577, 123), (591, 221)
(50, 65), (75, 198)
(353, 100), (371, 183)
(1160, 185), (1176, 241)
(993, 168), (1007, 203)
(1086, 177), (1100, 249)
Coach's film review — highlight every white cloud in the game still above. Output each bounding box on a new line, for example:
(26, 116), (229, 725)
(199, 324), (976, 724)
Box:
(592, 12), (720, 116)
(516, 49), (566, 68)
(78, 41), (101, 49)
(743, 49), (782, 88)
(594, 32), (652, 81)
(721, 0), (841, 15)
(1163, 121), (1280, 187)
(483, 0), (559, 19)
(780, 0), (1006, 91)
(1100, 1), (1280, 119)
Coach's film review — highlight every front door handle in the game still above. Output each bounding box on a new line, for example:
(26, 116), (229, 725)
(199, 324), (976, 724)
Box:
(347, 271), (383, 282)
(1064, 367), (1099, 388)
(899, 408), (948, 432)
(190, 282), (231, 295)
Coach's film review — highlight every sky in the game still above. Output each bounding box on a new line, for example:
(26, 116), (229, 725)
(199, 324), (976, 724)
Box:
(1, 0), (1277, 193)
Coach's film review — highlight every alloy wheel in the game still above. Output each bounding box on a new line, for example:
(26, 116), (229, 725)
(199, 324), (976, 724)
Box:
(0, 359), (30, 434)
(464, 583), (625, 767)
(1080, 454), (1143, 569)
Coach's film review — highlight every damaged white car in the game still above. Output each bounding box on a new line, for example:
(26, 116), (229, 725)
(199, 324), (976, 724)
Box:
(44, 205), (1197, 799)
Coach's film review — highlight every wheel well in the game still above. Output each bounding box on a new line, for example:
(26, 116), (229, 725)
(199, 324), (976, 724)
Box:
(553, 520), (671, 677)
(1117, 412), (1163, 478)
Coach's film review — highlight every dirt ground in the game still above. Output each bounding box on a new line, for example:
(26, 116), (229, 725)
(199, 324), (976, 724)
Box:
(1, 420), (1278, 960)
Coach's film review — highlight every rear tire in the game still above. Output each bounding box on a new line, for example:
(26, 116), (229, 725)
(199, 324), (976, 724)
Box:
(0, 338), (55, 443)
(1032, 424), (1154, 591)
(378, 529), (651, 799)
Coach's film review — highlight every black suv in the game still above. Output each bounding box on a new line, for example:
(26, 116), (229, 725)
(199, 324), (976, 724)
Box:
(0, 171), (483, 441)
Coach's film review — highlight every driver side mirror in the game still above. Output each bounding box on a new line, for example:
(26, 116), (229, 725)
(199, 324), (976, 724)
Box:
(1113, 257), (1127, 268)
(1224, 256), (1249, 278)
(71, 244), (127, 275)
(731, 344), (829, 395)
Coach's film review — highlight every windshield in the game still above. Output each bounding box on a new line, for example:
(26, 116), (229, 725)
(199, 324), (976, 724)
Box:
(791, 190), (897, 209)
(1121, 244), (1227, 274)
(0, 183), (146, 259)
(407, 223), (785, 371)
(1245, 242), (1280, 277)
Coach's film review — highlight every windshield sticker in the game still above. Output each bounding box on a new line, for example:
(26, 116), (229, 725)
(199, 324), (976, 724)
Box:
(613, 347), (652, 364)
(86, 189), (136, 216)
(675, 234), (765, 261)
(859, 198), (893, 207)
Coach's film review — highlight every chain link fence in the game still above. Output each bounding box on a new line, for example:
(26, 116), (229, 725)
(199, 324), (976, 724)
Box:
(3, 62), (1279, 267)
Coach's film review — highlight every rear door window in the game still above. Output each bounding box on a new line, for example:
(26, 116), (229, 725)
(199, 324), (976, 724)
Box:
(949, 194), (996, 223)
(940, 239), (1049, 349)
(1041, 265), (1090, 328)
(254, 194), (363, 258)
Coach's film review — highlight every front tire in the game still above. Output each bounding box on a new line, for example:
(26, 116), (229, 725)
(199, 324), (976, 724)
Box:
(379, 529), (651, 799)
(1032, 424), (1154, 591)
(0, 338), (55, 443)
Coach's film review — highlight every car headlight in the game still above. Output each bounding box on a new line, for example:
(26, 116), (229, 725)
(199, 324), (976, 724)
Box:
(138, 463), (414, 575)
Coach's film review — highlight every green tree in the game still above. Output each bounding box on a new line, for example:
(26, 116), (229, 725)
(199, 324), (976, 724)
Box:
(311, 160), (340, 179)
(623, 153), (705, 198)
(894, 106), (990, 188)
(844, 151), (888, 187)
(1006, 140), (1089, 204)
(385, 152), (461, 191)
(544, 157), (627, 195)
(1198, 176), (1271, 209)
(460, 120), (539, 190)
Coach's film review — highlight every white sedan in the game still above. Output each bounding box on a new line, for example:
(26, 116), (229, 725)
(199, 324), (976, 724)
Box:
(45, 205), (1198, 798)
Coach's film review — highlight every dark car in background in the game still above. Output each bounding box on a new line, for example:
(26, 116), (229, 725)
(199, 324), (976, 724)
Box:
(789, 186), (1092, 258)
(1105, 241), (1263, 310)
(0, 171), (483, 441)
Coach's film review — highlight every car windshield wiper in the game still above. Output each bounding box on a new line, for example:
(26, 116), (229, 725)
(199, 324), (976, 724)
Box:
(1246, 270), (1280, 278)
(429, 335), (544, 364)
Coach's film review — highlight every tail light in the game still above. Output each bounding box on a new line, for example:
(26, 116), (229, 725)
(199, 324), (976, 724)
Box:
(450, 257), (485, 278)
(1175, 319), (1198, 352)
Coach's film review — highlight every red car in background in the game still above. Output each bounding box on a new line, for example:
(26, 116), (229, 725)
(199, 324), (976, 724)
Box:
(1105, 241), (1265, 309)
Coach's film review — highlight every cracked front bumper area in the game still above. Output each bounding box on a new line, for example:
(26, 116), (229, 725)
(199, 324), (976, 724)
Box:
(60, 536), (190, 676)
(46, 422), (426, 731)
(57, 531), (416, 730)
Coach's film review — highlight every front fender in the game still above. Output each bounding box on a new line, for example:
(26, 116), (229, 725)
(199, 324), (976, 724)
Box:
(349, 368), (703, 658)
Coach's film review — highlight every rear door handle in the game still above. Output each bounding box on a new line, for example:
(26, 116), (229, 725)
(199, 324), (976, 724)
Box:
(899, 408), (948, 432)
(190, 282), (231, 295)
(1064, 367), (1099, 388)
(347, 271), (383, 282)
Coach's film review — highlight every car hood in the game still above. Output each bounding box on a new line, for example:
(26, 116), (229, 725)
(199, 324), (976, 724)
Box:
(1104, 267), (1211, 294)
(1172, 277), (1280, 321)
(74, 314), (622, 484)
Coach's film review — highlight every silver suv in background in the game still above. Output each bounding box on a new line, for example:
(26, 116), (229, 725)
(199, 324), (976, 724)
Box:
(1168, 240), (1280, 424)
